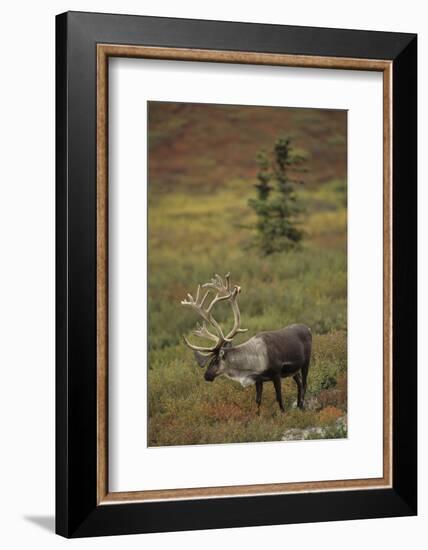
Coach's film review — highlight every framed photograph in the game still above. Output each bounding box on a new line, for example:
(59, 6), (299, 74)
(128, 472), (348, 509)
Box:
(56, 11), (417, 538)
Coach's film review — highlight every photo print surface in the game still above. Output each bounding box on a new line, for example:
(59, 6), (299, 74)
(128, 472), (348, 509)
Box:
(147, 101), (347, 447)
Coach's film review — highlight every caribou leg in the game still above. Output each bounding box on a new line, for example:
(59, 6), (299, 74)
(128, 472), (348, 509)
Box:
(255, 379), (263, 415)
(301, 362), (309, 396)
(293, 372), (304, 409)
(273, 375), (285, 413)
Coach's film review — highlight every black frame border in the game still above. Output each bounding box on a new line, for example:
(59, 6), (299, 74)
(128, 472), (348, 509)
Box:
(56, 11), (417, 538)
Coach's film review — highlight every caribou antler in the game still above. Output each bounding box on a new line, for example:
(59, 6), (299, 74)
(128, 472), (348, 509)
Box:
(202, 272), (232, 296)
(225, 286), (248, 341)
(181, 273), (247, 353)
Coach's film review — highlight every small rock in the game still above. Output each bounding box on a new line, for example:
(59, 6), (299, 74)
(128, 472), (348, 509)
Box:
(281, 426), (326, 441)
(336, 415), (347, 429)
(291, 396), (321, 411)
(306, 396), (322, 411)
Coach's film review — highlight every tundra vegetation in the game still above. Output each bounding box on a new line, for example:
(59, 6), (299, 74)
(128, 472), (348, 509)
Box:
(147, 102), (347, 446)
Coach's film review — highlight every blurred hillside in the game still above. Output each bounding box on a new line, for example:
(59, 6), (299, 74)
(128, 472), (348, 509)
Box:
(148, 101), (347, 194)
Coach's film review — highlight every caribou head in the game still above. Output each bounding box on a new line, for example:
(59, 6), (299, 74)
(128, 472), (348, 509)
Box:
(181, 273), (247, 382)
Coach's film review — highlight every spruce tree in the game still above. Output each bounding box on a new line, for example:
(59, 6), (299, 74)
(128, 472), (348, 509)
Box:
(248, 136), (306, 255)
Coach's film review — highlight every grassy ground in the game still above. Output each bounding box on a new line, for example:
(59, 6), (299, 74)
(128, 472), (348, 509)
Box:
(147, 102), (347, 446)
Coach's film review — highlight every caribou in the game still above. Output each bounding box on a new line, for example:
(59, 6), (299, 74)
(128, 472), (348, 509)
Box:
(181, 273), (312, 414)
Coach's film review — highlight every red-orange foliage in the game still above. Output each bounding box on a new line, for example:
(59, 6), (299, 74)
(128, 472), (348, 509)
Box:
(318, 406), (343, 425)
